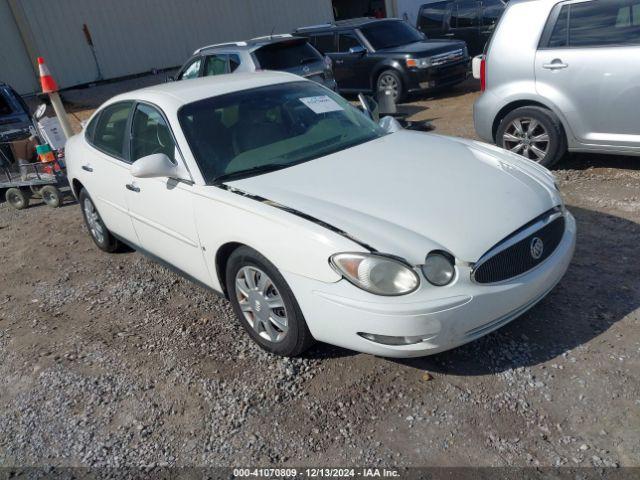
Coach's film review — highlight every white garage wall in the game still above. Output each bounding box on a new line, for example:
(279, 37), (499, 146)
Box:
(10, 0), (334, 92)
(395, 0), (429, 25)
(0, 0), (39, 94)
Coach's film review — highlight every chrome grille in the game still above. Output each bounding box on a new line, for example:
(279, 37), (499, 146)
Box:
(472, 209), (566, 284)
(430, 49), (465, 67)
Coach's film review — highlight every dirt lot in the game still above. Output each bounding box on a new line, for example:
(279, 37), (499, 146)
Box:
(1, 77), (639, 469)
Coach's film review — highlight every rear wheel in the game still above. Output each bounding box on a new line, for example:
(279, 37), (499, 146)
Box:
(79, 188), (121, 252)
(226, 246), (315, 356)
(6, 188), (29, 210)
(377, 69), (404, 104)
(497, 106), (566, 168)
(40, 185), (62, 208)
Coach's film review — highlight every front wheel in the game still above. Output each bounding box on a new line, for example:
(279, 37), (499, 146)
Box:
(79, 188), (121, 252)
(496, 106), (566, 168)
(377, 70), (404, 104)
(226, 246), (315, 357)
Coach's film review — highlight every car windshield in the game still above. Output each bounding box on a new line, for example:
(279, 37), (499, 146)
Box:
(178, 81), (385, 184)
(361, 21), (424, 50)
(254, 39), (322, 70)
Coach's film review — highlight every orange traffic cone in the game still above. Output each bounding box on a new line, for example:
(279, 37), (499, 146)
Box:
(37, 57), (58, 93)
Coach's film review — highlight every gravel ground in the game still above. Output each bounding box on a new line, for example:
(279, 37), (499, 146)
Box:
(1, 78), (639, 470)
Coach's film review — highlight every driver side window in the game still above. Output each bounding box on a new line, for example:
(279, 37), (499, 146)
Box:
(130, 104), (177, 162)
(179, 57), (202, 80)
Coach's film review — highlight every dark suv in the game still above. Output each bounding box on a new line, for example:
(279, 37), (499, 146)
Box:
(417, 0), (506, 56)
(294, 18), (468, 103)
(0, 82), (33, 164)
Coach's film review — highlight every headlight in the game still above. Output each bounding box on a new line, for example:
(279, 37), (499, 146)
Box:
(421, 251), (456, 286)
(330, 253), (419, 296)
(406, 57), (431, 69)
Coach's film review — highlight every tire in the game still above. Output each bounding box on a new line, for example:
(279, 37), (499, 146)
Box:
(376, 69), (404, 104)
(226, 246), (315, 357)
(6, 188), (29, 210)
(496, 106), (566, 168)
(40, 185), (62, 208)
(79, 188), (121, 253)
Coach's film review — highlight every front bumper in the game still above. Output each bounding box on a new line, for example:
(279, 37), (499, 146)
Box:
(283, 212), (576, 358)
(405, 60), (469, 94)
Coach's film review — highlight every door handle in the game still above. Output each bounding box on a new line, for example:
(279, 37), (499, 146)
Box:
(81, 165), (93, 172)
(542, 60), (568, 70)
(444, 33), (455, 36)
(125, 183), (140, 192)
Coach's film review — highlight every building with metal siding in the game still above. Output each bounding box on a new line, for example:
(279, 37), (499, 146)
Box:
(0, 0), (334, 94)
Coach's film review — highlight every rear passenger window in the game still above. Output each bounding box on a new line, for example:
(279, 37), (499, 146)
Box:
(204, 54), (228, 76)
(452, 0), (480, 28)
(337, 33), (361, 52)
(254, 41), (322, 69)
(546, 0), (640, 48)
(91, 102), (133, 159)
(312, 34), (335, 53)
(419, 2), (449, 29)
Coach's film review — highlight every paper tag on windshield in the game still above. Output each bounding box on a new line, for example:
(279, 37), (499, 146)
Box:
(299, 96), (343, 114)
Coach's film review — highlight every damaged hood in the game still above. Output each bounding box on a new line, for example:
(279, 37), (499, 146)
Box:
(228, 130), (561, 263)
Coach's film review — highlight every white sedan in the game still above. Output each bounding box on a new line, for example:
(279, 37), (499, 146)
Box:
(66, 71), (576, 358)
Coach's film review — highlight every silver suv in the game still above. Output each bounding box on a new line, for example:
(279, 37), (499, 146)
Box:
(174, 34), (337, 91)
(474, 0), (640, 167)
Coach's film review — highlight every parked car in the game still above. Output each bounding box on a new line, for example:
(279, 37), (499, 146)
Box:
(294, 18), (469, 103)
(0, 82), (33, 144)
(416, 0), (506, 56)
(65, 71), (575, 358)
(173, 34), (336, 91)
(474, 0), (640, 167)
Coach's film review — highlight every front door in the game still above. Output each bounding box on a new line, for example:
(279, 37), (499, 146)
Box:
(125, 102), (211, 284)
(535, 0), (640, 149)
(331, 31), (369, 90)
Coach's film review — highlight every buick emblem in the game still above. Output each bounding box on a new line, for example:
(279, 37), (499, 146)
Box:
(302, 65), (310, 74)
(254, 300), (261, 312)
(530, 237), (544, 260)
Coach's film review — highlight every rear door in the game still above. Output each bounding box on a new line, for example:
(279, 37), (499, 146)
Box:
(83, 102), (138, 243)
(535, 0), (640, 149)
(417, 1), (452, 38)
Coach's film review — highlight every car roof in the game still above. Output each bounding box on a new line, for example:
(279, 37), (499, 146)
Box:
(295, 17), (399, 33)
(105, 71), (303, 112)
(194, 34), (307, 55)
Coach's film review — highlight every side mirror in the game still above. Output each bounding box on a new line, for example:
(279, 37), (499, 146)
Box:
(357, 93), (380, 123)
(379, 116), (403, 134)
(165, 76), (175, 83)
(34, 104), (47, 120)
(130, 153), (190, 181)
(349, 45), (367, 55)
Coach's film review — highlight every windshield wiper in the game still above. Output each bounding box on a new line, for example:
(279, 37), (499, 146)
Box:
(213, 163), (289, 184)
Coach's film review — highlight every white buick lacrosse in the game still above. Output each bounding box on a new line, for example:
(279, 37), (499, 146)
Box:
(66, 72), (576, 357)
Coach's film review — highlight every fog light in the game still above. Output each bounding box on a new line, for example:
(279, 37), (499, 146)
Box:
(422, 251), (456, 286)
(358, 332), (432, 346)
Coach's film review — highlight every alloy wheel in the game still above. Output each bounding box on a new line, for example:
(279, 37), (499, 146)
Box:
(378, 74), (399, 100)
(83, 197), (105, 244)
(235, 266), (288, 343)
(502, 117), (550, 162)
